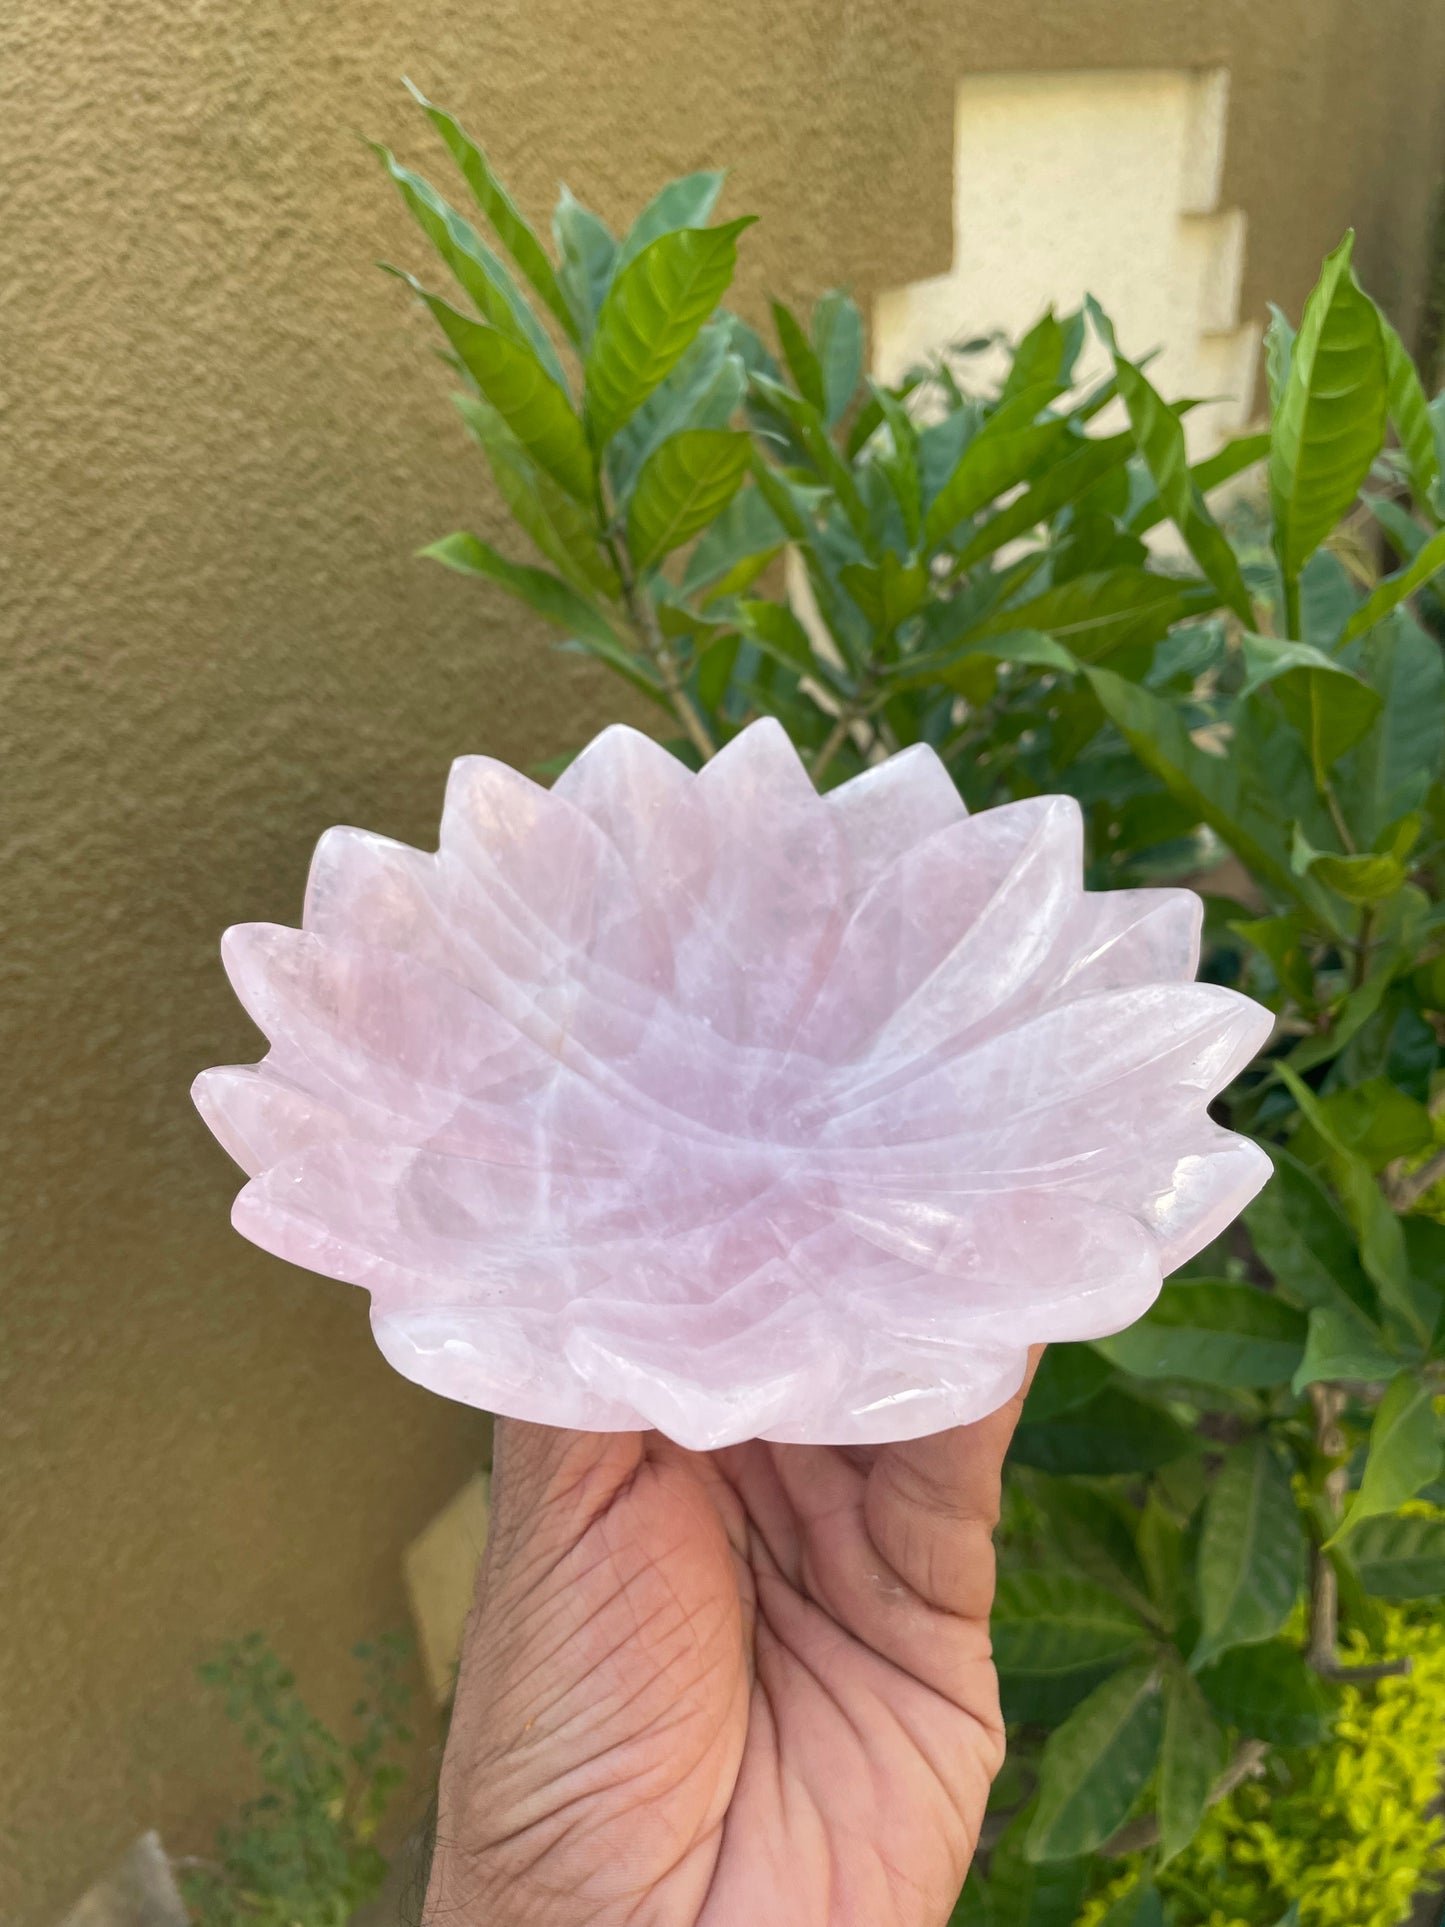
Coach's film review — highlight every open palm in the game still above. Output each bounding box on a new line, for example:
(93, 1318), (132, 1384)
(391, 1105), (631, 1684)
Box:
(425, 1377), (1030, 1927)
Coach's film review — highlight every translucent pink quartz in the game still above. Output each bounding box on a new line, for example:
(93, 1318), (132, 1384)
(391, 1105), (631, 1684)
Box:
(194, 719), (1274, 1450)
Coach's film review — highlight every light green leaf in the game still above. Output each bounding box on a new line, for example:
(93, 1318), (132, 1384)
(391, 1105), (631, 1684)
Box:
(734, 599), (815, 673)
(453, 395), (613, 592)
(1239, 632), (1382, 784)
(1339, 1372), (1443, 1538)
(1339, 525), (1445, 643)
(873, 384), (923, 547)
(771, 299), (827, 414)
(1130, 431), (1272, 536)
(1290, 820), (1413, 903)
(992, 1572), (1149, 1681)
(1157, 1668), (1227, 1867)
(1333, 613), (1445, 845)
(374, 147), (567, 387)
(1264, 303), (1296, 417)
(1025, 1664), (1163, 1862)
(610, 325), (746, 501)
(615, 171), (725, 275)
(1349, 1513), (1445, 1597)
(972, 570), (1210, 662)
(956, 432), (1134, 567)
(1193, 1439), (1307, 1666)
(1269, 232), (1388, 592)
(626, 429), (751, 571)
(1292, 1304), (1400, 1393)
(924, 383), (1068, 548)
(552, 187), (616, 347)
(813, 290), (864, 425)
(1002, 308), (1067, 401)
(397, 274), (593, 500)
(421, 532), (620, 647)
(1381, 317), (1441, 514)
(1197, 1641), (1332, 1745)
(1094, 1281), (1306, 1389)
(403, 80), (576, 341)
(585, 221), (754, 449)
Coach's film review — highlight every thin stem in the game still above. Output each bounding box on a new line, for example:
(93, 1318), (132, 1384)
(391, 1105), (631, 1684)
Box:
(1283, 570), (1302, 641)
(1308, 1383), (1348, 1674)
(608, 533), (716, 764)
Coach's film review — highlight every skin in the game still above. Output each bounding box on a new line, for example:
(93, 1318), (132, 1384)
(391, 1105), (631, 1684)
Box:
(423, 1359), (1036, 1927)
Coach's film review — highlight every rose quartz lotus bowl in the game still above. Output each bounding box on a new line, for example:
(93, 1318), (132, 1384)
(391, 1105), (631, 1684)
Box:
(193, 719), (1273, 1452)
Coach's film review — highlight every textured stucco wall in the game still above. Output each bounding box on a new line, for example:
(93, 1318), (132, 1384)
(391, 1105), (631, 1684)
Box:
(3, 1), (1444, 1920)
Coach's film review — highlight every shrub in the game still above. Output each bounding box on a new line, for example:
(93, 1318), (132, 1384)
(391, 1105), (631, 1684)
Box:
(374, 89), (1445, 1924)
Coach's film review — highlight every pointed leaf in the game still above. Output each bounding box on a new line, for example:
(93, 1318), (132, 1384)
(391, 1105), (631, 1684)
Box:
(1157, 1668), (1226, 1866)
(733, 599), (815, 673)
(627, 429), (751, 571)
(403, 80), (575, 341)
(992, 1572), (1149, 1680)
(1339, 1371), (1443, 1537)
(1340, 525), (1445, 643)
(1246, 1145), (1377, 1318)
(1193, 1439), (1306, 1665)
(1130, 431), (1270, 536)
(1269, 232), (1388, 587)
(771, 299), (826, 414)
(924, 383), (1069, 548)
(1094, 1281), (1306, 1389)
(1197, 1642), (1331, 1745)
(421, 532), (620, 647)
(552, 187), (616, 347)
(988, 1811), (1087, 1927)
(397, 275), (593, 500)
(1292, 1304), (1400, 1392)
(1382, 316), (1441, 513)
(1025, 1664), (1163, 1862)
(587, 221), (754, 447)
(681, 484), (786, 595)
(958, 432), (1134, 567)
(1349, 1512), (1445, 1597)
(1240, 632), (1382, 781)
(813, 290), (864, 425)
(610, 325), (745, 501)
(972, 570), (1210, 661)
(615, 171), (725, 275)
(1010, 1388), (1196, 1476)
(453, 395), (612, 591)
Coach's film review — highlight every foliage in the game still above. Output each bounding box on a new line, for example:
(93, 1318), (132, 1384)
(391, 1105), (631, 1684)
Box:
(179, 1632), (413, 1927)
(373, 95), (1445, 1924)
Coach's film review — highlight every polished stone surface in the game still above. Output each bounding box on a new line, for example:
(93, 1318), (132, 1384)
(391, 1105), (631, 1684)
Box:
(195, 720), (1272, 1448)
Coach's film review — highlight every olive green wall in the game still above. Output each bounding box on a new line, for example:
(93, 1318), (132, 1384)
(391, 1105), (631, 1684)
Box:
(3, 0), (1444, 1919)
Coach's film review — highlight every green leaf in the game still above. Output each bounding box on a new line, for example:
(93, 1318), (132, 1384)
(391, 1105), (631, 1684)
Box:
(1023, 1345), (1114, 1421)
(733, 598), (815, 673)
(1339, 525), (1445, 644)
(841, 552), (930, 634)
(1246, 1145), (1376, 1317)
(1197, 1641), (1332, 1745)
(403, 80), (575, 342)
(813, 291), (864, 426)
(1002, 309), (1067, 401)
(771, 299), (827, 414)
(1029, 1479), (1158, 1622)
(1094, 1282), (1306, 1389)
(1192, 1439), (1307, 1666)
(1269, 232), (1388, 592)
(1339, 1371), (1444, 1538)
(1010, 1388), (1196, 1476)
(1025, 1664), (1163, 1862)
(397, 275), (593, 500)
(992, 1572), (1149, 1680)
(1239, 633), (1382, 784)
(1095, 1884), (1165, 1927)
(1292, 1304), (1400, 1393)
(1101, 324), (1252, 621)
(873, 384), (923, 547)
(1264, 303), (1296, 417)
(1156, 1668), (1227, 1867)
(1333, 613), (1445, 845)
(626, 429), (751, 571)
(956, 431), (1134, 567)
(615, 172), (725, 275)
(1084, 669), (1345, 931)
(1381, 317), (1441, 513)
(947, 1873), (992, 1927)
(453, 395), (613, 592)
(750, 373), (872, 547)
(924, 384), (1068, 548)
(1130, 431), (1271, 537)
(1349, 1512), (1445, 1597)
(609, 323), (746, 500)
(988, 1809), (1088, 1927)
(552, 187), (616, 347)
(972, 570), (1209, 662)
(421, 532), (621, 647)
(586, 220), (754, 448)
(1290, 823), (1410, 904)
(681, 484), (785, 597)
(374, 147), (568, 387)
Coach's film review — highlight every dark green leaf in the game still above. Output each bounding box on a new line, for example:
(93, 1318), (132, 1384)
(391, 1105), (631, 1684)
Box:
(1381, 317), (1441, 513)
(615, 172), (725, 275)
(403, 80), (575, 341)
(771, 299), (827, 414)
(1339, 1371), (1443, 1537)
(1269, 231), (1388, 591)
(552, 187), (616, 346)
(1333, 613), (1445, 845)
(586, 220), (754, 447)
(924, 384), (1068, 548)
(1094, 1281), (1306, 1389)
(988, 1812), (1087, 1927)
(1349, 1512), (1445, 1597)
(398, 275), (593, 500)
(840, 551), (929, 633)
(1340, 526), (1445, 643)
(956, 432), (1134, 568)
(1193, 1439), (1307, 1665)
(1023, 1345), (1114, 1421)
(992, 1572), (1148, 1680)
(421, 533), (620, 648)
(1239, 633), (1382, 783)
(1029, 1479), (1157, 1622)
(1002, 309), (1067, 401)
(1157, 1667), (1226, 1866)
(681, 484), (785, 598)
(972, 571), (1210, 662)
(1025, 1664), (1163, 1861)
(1095, 1883), (1165, 1927)
(1010, 1388), (1196, 1476)
(1197, 1641), (1332, 1745)
(733, 599), (815, 673)
(627, 429), (751, 571)
(1130, 432), (1271, 536)
(1291, 1304), (1400, 1393)
(1245, 1145), (1376, 1318)
(813, 290), (864, 425)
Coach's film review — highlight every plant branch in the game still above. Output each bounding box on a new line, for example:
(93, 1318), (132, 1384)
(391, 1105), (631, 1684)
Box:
(609, 535), (716, 763)
(1101, 1739), (1269, 1857)
(1384, 1142), (1445, 1213)
(1308, 1381), (1349, 1674)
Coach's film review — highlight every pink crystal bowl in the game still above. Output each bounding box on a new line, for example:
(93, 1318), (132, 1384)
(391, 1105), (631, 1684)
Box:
(193, 719), (1274, 1450)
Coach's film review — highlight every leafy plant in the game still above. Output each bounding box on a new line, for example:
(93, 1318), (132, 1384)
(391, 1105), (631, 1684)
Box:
(372, 96), (1445, 1924)
(178, 1632), (413, 1927)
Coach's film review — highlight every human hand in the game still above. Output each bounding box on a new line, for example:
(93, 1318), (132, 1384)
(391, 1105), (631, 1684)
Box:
(424, 1369), (1035, 1927)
